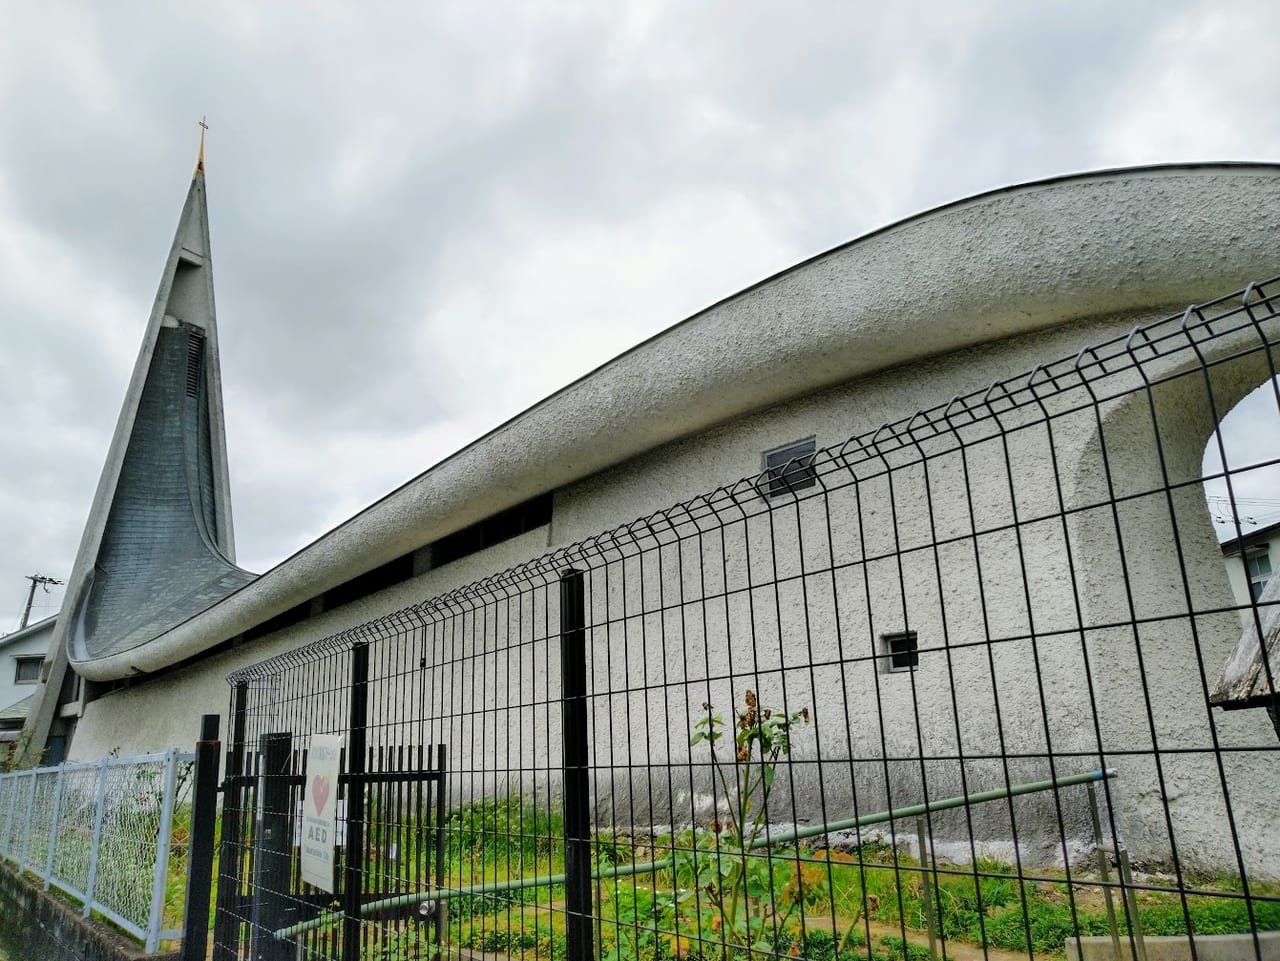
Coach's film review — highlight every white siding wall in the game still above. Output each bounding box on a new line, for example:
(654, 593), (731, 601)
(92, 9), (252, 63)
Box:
(0, 619), (55, 714)
(1223, 531), (1280, 616)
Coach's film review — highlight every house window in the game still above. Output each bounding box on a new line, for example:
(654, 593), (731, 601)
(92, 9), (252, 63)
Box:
(1246, 551), (1272, 602)
(761, 438), (817, 498)
(881, 632), (919, 673)
(14, 656), (43, 684)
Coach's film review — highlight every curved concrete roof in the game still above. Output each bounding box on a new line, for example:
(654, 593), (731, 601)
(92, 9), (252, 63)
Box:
(73, 162), (1280, 680)
(71, 321), (254, 660)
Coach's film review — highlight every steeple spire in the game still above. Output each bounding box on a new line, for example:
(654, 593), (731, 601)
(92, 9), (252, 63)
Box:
(19, 155), (254, 762)
(196, 116), (207, 175)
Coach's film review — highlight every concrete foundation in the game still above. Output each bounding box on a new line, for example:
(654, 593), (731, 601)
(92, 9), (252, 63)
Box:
(1067, 933), (1280, 961)
(0, 863), (179, 961)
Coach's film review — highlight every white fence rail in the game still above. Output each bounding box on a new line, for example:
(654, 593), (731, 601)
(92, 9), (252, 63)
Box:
(0, 749), (196, 952)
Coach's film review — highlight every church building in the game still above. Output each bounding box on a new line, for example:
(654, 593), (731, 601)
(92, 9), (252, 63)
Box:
(19, 154), (1280, 876)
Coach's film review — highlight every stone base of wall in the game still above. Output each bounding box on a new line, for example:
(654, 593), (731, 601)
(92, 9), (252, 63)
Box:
(1067, 932), (1280, 961)
(0, 863), (180, 961)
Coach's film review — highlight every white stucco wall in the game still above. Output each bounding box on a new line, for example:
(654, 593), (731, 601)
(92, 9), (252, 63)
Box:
(69, 526), (555, 760)
(70, 303), (1280, 879)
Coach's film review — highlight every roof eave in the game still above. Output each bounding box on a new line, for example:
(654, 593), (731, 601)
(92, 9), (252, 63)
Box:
(72, 161), (1280, 681)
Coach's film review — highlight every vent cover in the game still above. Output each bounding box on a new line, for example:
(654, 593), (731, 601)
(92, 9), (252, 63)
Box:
(760, 437), (817, 498)
(185, 331), (204, 398)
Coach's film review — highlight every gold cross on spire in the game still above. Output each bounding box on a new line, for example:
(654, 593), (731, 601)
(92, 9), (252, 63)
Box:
(197, 116), (208, 173)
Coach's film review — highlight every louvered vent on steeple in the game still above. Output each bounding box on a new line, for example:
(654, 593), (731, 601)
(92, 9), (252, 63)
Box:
(185, 330), (204, 398)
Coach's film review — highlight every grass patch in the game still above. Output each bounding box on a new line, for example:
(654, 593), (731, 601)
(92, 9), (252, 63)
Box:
(435, 816), (1279, 961)
(208, 791), (1280, 960)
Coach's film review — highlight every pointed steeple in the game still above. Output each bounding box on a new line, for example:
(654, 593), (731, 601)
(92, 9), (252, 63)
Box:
(20, 146), (255, 762)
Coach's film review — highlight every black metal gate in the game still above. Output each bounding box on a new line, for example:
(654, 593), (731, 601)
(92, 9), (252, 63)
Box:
(213, 642), (447, 960)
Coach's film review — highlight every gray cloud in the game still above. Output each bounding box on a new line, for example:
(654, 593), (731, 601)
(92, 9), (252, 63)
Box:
(1, 0), (1278, 625)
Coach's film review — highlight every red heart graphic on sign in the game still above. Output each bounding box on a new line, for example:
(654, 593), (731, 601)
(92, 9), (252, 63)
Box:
(312, 774), (330, 815)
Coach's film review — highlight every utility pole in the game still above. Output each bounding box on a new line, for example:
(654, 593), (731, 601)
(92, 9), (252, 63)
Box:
(20, 574), (64, 630)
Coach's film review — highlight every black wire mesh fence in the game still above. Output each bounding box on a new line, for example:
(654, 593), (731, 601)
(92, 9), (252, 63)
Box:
(214, 279), (1280, 961)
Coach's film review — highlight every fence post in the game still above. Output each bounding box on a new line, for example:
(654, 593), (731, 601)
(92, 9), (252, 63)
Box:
(1, 772), (15, 862)
(1, 772), (16, 862)
(145, 749), (182, 952)
(251, 732), (294, 961)
(560, 568), (593, 961)
(0, 772), (16, 870)
(213, 681), (249, 961)
(0, 773), (9, 860)
(433, 743), (447, 956)
(83, 756), (111, 918)
(342, 641), (370, 961)
(43, 765), (66, 889)
(182, 714), (221, 961)
(19, 768), (37, 870)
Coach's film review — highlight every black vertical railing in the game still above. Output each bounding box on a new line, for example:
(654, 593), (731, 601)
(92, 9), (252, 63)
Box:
(252, 732), (294, 961)
(213, 681), (248, 961)
(432, 742), (447, 953)
(181, 714), (221, 961)
(560, 568), (593, 961)
(342, 642), (370, 961)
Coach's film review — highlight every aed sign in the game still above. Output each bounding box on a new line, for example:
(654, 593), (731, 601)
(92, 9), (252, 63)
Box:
(300, 734), (342, 892)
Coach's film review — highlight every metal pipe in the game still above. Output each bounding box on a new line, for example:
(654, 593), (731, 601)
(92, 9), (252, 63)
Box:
(1118, 848), (1148, 961)
(916, 817), (938, 960)
(274, 767), (1117, 941)
(1087, 782), (1122, 960)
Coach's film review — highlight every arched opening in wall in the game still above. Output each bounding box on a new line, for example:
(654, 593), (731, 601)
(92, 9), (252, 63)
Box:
(1202, 377), (1280, 614)
(1062, 325), (1280, 879)
(1200, 375), (1280, 754)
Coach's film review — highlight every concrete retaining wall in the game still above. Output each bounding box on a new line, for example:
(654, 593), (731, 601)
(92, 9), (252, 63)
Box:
(0, 863), (179, 961)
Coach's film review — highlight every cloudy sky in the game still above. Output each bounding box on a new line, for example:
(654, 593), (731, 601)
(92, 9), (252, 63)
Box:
(1, 1), (1278, 631)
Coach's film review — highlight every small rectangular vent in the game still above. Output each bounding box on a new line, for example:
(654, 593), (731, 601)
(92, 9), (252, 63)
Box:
(185, 331), (205, 398)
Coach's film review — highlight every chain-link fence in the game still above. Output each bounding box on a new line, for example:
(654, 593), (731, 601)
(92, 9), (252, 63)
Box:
(0, 749), (195, 953)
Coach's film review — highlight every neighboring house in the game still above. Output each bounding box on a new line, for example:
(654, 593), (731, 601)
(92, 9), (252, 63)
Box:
(1221, 518), (1280, 614)
(0, 616), (57, 761)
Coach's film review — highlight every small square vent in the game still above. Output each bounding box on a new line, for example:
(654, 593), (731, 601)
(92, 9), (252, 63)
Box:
(882, 632), (919, 673)
(761, 438), (818, 498)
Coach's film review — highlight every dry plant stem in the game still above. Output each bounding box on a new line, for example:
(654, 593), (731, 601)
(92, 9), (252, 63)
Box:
(693, 693), (811, 958)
